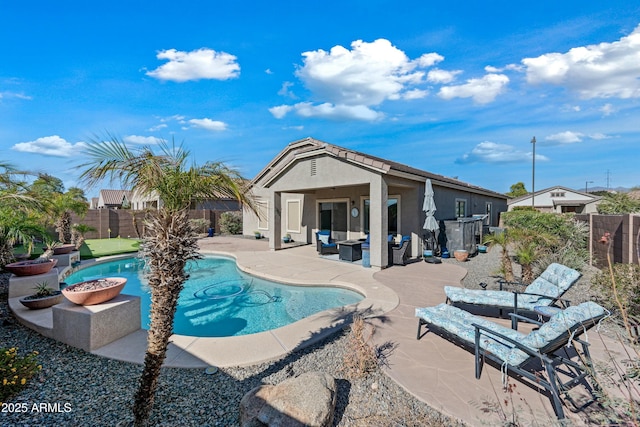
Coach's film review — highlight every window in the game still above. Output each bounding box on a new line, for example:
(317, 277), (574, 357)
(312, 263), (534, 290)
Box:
(286, 200), (301, 233)
(363, 197), (399, 235)
(551, 192), (566, 198)
(485, 202), (492, 225)
(455, 199), (467, 218)
(257, 200), (269, 230)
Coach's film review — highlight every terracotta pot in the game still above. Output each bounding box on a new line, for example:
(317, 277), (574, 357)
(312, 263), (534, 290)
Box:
(453, 250), (469, 262)
(62, 277), (127, 306)
(19, 292), (64, 310)
(45, 244), (76, 255)
(4, 259), (58, 276)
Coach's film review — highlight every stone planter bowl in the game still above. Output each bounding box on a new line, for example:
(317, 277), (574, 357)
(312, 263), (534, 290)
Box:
(19, 292), (64, 310)
(62, 277), (127, 306)
(45, 244), (76, 255)
(453, 250), (469, 262)
(4, 259), (58, 276)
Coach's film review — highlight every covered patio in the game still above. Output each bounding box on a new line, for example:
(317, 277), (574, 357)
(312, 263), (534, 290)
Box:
(244, 137), (507, 270)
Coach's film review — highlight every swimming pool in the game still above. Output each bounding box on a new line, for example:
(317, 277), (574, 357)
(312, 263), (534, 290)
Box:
(63, 256), (364, 337)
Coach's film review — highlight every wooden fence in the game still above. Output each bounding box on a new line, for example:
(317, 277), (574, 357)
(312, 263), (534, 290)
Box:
(575, 213), (640, 267)
(70, 209), (232, 240)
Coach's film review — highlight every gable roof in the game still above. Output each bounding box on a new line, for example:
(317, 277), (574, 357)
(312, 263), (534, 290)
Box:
(508, 185), (602, 205)
(99, 189), (131, 206)
(252, 137), (507, 199)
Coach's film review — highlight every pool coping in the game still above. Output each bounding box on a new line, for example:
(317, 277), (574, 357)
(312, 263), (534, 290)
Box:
(10, 246), (399, 369)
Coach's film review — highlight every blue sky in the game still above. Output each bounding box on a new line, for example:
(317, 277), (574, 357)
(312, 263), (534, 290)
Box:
(1, 1), (639, 198)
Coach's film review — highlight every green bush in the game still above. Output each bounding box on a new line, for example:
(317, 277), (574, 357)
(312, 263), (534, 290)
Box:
(219, 211), (243, 235)
(188, 218), (210, 234)
(1, 347), (41, 401)
(593, 263), (640, 316)
(501, 210), (588, 272)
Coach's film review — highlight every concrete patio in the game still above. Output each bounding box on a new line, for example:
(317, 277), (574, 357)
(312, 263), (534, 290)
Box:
(9, 235), (633, 426)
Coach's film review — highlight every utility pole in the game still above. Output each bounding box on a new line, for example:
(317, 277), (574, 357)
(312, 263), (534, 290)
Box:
(531, 137), (536, 208)
(606, 170), (611, 190)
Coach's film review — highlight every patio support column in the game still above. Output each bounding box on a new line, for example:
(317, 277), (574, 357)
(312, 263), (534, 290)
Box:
(369, 175), (389, 269)
(269, 191), (282, 251)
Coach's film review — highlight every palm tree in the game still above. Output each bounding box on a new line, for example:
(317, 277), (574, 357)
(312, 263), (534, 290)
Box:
(43, 191), (89, 244)
(483, 230), (515, 282)
(71, 223), (97, 250)
(79, 136), (255, 427)
(0, 163), (43, 266)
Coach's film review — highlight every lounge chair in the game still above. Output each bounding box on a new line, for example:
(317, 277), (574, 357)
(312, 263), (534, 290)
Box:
(392, 236), (411, 265)
(444, 263), (581, 325)
(415, 301), (608, 420)
(315, 230), (339, 255)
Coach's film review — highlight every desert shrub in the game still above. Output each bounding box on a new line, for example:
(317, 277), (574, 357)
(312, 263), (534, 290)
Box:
(0, 347), (41, 401)
(219, 211), (242, 235)
(502, 210), (589, 272)
(342, 315), (378, 379)
(593, 263), (640, 317)
(188, 218), (210, 234)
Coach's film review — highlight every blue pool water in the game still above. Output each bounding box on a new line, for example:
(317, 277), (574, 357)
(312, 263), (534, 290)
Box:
(63, 256), (364, 337)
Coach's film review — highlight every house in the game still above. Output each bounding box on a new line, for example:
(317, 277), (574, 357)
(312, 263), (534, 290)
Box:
(95, 189), (132, 209)
(243, 137), (508, 269)
(508, 186), (602, 213)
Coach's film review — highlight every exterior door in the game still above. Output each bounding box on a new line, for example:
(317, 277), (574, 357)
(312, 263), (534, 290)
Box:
(319, 202), (348, 241)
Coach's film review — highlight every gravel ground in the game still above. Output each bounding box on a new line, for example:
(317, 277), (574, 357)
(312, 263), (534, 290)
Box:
(0, 249), (600, 426)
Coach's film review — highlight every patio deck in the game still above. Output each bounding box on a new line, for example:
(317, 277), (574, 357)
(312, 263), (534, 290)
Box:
(10, 235), (631, 425)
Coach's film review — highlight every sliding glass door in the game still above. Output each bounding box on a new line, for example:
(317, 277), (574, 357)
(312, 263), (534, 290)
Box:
(319, 202), (348, 241)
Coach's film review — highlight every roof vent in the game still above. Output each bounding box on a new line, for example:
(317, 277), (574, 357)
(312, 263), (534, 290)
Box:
(310, 159), (317, 176)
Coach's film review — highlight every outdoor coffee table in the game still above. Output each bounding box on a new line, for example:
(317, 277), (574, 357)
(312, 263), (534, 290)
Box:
(338, 240), (362, 262)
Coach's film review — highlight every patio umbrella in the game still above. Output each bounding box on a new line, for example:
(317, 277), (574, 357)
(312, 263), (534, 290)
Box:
(423, 179), (438, 231)
(422, 179), (439, 256)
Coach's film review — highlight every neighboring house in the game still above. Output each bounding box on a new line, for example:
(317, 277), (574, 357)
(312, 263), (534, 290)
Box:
(508, 186), (602, 213)
(243, 137), (508, 270)
(95, 189), (132, 209)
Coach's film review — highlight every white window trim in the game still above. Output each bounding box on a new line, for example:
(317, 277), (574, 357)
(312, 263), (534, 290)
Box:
(455, 198), (467, 218)
(316, 198), (351, 231)
(257, 200), (269, 230)
(360, 194), (401, 235)
(286, 199), (301, 233)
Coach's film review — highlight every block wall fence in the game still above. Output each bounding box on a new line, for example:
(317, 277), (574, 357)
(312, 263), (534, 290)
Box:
(575, 213), (640, 268)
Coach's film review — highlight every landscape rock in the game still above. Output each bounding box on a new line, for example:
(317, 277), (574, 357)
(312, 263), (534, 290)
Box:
(239, 371), (337, 427)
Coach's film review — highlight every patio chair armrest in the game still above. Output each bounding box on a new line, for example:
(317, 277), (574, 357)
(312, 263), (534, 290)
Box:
(513, 291), (571, 306)
(508, 312), (543, 327)
(472, 323), (553, 363)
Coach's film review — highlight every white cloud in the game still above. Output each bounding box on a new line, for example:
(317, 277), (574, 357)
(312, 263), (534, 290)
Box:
(0, 91), (32, 100)
(457, 141), (548, 164)
(12, 135), (86, 157)
(278, 81), (297, 98)
(148, 123), (168, 132)
(188, 118), (227, 131)
(589, 132), (612, 140)
(427, 68), (462, 84)
(271, 39), (442, 120)
(522, 24), (640, 99)
(123, 135), (162, 145)
(438, 74), (509, 104)
(295, 102), (383, 121)
(269, 105), (294, 119)
(600, 103), (615, 116)
(146, 48), (240, 82)
(457, 141), (549, 164)
(401, 89), (429, 100)
(544, 131), (584, 144)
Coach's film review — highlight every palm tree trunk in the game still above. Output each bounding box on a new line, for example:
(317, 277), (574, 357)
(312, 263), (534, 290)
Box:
(133, 209), (199, 427)
(501, 248), (514, 282)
